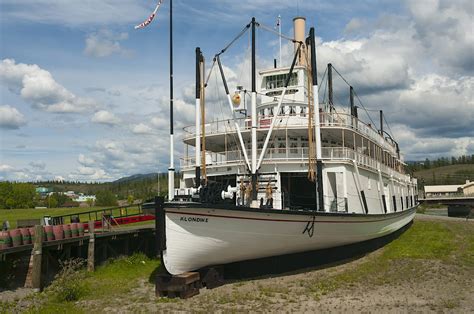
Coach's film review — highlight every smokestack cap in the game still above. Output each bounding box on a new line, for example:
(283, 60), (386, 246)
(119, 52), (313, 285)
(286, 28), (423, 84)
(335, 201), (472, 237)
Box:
(293, 16), (306, 21)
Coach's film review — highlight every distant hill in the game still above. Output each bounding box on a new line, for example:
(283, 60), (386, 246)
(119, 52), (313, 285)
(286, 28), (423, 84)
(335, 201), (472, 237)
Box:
(113, 173), (160, 184)
(413, 164), (474, 185)
(34, 172), (173, 200)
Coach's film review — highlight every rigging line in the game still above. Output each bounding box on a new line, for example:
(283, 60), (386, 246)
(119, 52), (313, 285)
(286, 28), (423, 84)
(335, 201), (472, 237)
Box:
(383, 114), (396, 142)
(215, 23), (251, 57)
(214, 64), (243, 160)
(353, 90), (378, 130)
(318, 66), (328, 93)
(204, 58), (216, 87)
(331, 65), (352, 88)
(257, 22), (297, 43)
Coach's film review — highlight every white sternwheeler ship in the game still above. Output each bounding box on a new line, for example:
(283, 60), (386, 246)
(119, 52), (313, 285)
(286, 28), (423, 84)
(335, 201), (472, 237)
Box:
(157, 17), (419, 276)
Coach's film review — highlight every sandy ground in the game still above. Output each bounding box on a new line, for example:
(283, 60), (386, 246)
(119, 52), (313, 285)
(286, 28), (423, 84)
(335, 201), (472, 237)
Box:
(1, 214), (473, 313)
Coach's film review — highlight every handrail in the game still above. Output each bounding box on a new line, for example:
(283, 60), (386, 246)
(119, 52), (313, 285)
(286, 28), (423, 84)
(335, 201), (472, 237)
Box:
(180, 146), (401, 176)
(182, 111), (397, 153)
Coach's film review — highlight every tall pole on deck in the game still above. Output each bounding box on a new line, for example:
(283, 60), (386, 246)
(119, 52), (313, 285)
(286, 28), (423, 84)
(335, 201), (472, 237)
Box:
(309, 27), (324, 212)
(328, 63), (333, 112)
(278, 15), (282, 67)
(195, 47), (201, 187)
(251, 17), (258, 203)
(168, 0), (175, 201)
(380, 110), (384, 136)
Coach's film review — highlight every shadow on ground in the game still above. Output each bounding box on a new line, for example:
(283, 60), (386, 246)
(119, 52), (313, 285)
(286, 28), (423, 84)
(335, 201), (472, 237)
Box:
(222, 221), (412, 280)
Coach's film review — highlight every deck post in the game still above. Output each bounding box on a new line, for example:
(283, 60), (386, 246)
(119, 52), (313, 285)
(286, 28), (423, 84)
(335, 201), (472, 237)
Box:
(31, 225), (43, 291)
(87, 221), (95, 272)
(195, 47), (201, 186)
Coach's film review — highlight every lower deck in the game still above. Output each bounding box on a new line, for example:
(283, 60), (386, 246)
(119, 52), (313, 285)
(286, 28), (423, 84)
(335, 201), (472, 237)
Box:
(176, 160), (418, 215)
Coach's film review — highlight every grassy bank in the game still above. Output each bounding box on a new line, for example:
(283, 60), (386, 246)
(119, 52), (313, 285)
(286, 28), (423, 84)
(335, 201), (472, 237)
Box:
(0, 206), (141, 229)
(2, 219), (473, 313)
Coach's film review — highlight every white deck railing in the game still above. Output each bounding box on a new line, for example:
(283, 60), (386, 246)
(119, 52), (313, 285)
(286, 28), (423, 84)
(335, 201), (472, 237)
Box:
(181, 146), (393, 174)
(183, 112), (396, 153)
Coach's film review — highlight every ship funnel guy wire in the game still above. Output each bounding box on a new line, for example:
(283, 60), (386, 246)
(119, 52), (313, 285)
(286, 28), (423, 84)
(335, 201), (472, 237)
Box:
(256, 42), (303, 171)
(215, 56), (251, 171)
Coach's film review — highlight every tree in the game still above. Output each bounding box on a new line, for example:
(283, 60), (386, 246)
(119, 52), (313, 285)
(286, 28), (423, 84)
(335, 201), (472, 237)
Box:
(127, 195), (134, 205)
(95, 190), (117, 206)
(86, 198), (94, 208)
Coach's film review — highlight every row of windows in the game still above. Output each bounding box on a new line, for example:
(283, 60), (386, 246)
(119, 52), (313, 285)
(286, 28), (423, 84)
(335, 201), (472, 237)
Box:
(259, 106), (308, 117)
(262, 73), (298, 90)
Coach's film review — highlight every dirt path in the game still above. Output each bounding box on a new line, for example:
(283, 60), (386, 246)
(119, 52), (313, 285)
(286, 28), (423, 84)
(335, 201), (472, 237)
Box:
(75, 249), (474, 313)
(2, 217), (473, 313)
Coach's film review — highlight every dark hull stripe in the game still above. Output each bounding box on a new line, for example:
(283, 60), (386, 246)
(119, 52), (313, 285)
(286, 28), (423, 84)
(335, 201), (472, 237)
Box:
(166, 207), (415, 224)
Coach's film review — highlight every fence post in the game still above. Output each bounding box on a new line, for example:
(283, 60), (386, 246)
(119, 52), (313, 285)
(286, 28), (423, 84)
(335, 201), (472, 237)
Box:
(31, 225), (43, 291)
(87, 221), (95, 272)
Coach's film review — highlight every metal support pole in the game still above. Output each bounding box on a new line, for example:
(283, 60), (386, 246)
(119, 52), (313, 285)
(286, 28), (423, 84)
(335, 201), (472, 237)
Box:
(251, 17), (258, 202)
(168, 0), (175, 201)
(195, 47), (201, 186)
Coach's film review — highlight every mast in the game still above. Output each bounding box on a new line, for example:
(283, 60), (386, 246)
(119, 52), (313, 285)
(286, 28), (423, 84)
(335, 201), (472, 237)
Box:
(200, 54), (207, 184)
(328, 63), (333, 111)
(380, 110), (384, 136)
(195, 47), (201, 187)
(251, 17), (258, 203)
(168, 0), (174, 201)
(309, 27), (324, 212)
(350, 85), (356, 126)
(278, 14), (282, 67)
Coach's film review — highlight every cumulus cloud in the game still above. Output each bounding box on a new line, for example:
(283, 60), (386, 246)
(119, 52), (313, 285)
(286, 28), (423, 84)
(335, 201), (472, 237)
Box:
(406, 0), (474, 75)
(78, 154), (95, 166)
(0, 163), (54, 181)
(84, 30), (130, 58)
(29, 161), (46, 170)
(1, 0), (150, 27)
(91, 110), (121, 125)
(0, 105), (26, 129)
(132, 123), (154, 135)
(0, 59), (99, 113)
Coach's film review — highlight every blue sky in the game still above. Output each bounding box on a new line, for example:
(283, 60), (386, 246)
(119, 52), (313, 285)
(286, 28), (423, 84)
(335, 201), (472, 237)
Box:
(1, 0), (473, 182)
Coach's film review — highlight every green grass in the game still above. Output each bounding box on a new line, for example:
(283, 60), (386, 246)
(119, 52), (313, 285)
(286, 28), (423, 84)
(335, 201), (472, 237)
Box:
(414, 164), (474, 185)
(303, 220), (474, 298)
(0, 206), (141, 228)
(34, 253), (160, 313)
(10, 220), (474, 312)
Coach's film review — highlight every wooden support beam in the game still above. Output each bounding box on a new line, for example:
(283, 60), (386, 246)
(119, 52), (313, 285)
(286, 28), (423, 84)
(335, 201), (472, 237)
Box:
(87, 221), (95, 272)
(31, 225), (43, 291)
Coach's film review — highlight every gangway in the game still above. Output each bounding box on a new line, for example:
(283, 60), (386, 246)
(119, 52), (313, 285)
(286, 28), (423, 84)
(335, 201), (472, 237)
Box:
(49, 203), (154, 229)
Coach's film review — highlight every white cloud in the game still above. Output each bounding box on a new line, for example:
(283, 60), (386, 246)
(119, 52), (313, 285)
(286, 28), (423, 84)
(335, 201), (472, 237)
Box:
(406, 0), (474, 74)
(54, 175), (65, 182)
(0, 105), (26, 129)
(91, 110), (120, 125)
(78, 154), (95, 166)
(1, 0), (150, 27)
(0, 59), (99, 113)
(84, 30), (130, 58)
(132, 123), (154, 135)
(29, 161), (46, 170)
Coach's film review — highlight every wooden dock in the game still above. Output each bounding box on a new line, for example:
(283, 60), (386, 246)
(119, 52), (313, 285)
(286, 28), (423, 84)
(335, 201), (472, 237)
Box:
(0, 224), (156, 291)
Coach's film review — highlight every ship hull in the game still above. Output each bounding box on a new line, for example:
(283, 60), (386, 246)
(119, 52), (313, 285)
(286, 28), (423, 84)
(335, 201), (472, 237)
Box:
(162, 204), (416, 275)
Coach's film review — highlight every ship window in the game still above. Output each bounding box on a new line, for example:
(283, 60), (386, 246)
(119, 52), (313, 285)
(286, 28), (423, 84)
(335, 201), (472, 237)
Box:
(269, 107), (274, 116)
(266, 90), (283, 97)
(289, 106), (296, 116)
(263, 73), (298, 89)
(280, 106), (286, 115)
(300, 106), (306, 117)
(278, 142), (285, 154)
(290, 142), (298, 154)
